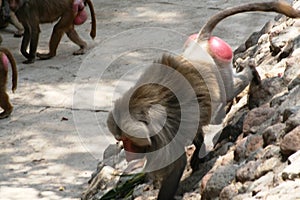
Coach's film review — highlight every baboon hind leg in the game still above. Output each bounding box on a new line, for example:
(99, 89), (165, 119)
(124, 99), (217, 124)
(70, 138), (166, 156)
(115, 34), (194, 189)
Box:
(190, 128), (205, 172)
(37, 14), (73, 60)
(66, 27), (87, 55)
(0, 91), (13, 119)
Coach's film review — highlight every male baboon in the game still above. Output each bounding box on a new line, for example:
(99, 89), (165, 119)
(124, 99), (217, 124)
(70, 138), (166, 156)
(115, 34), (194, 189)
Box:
(107, 1), (300, 199)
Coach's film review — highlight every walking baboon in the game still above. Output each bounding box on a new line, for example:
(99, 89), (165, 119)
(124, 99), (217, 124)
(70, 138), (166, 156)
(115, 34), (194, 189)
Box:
(8, 0), (96, 64)
(107, 1), (300, 199)
(0, 47), (17, 119)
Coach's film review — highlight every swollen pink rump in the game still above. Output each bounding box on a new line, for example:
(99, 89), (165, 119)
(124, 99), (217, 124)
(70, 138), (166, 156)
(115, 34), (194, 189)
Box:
(1, 53), (9, 71)
(73, 0), (88, 25)
(208, 36), (233, 61)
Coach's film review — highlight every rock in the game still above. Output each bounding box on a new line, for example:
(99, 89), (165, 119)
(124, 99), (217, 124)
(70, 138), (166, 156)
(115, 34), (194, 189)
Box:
(282, 106), (300, 122)
(288, 149), (300, 163)
(219, 110), (247, 143)
(236, 160), (261, 183)
(246, 78), (287, 109)
(262, 123), (286, 147)
(282, 150), (300, 181)
(219, 182), (243, 200)
(246, 172), (275, 198)
(288, 74), (300, 90)
(284, 106), (300, 133)
(255, 179), (300, 199)
(234, 135), (264, 162)
(201, 165), (238, 200)
(261, 145), (281, 160)
(269, 26), (299, 61)
(200, 171), (213, 194)
(133, 184), (157, 200)
(243, 105), (276, 135)
(283, 55), (300, 84)
(280, 126), (300, 156)
(182, 192), (201, 200)
(278, 85), (300, 115)
(234, 21), (274, 55)
(103, 143), (122, 160)
(255, 157), (282, 179)
(82, 166), (119, 200)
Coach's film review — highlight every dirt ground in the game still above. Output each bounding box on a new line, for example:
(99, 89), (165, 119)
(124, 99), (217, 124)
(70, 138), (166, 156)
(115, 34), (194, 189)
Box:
(0, 0), (284, 199)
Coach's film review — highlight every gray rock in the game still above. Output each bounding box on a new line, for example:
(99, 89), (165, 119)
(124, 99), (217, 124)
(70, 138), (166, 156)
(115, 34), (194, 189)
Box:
(278, 85), (300, 115)
(282, 106), (300, 122)
(236, 160), (261, 183)
(234, 135), (264, 162)
(262, 123), (286, 147)
(243, 105), (276, 135)
(246, 78), (287, 110)
(201, 165), (238, 200)
(284, 105), (300, 133)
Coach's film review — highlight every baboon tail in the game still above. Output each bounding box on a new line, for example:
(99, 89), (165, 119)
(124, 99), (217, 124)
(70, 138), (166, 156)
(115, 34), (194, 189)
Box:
(198, 1), (300, 41)
(85, 0), (96, 39)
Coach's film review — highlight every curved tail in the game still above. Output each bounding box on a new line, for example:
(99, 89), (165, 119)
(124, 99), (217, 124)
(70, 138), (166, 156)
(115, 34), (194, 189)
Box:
(85, 0), (96, 39)
(0, 47), (17, 92)
(198, 1), (300, 41)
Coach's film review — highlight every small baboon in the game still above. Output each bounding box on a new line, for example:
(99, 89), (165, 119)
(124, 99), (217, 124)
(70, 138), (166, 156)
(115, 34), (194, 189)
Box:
(8, 0), (96, 64)
(107, 1), (300, 199)
(0, 47), (17, 119)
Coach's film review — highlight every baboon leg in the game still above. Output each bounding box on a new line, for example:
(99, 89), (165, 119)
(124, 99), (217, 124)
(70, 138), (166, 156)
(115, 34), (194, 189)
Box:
(0, 91), (13, 119)
(37, 14), (72, 60)
(9, 10), (24, 37)
(21, 23), (40, 64)
(157, 154), (187, 200)
(20, 27), (31, 60)
(190, 128), (205, 172)
(66, 27), (87, 55)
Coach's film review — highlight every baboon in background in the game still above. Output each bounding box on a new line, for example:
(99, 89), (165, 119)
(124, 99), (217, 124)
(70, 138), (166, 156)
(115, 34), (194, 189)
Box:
(107, 1), (300, 199)
(0, 47), (17, 119)
(0, 0), (24, 37)
(8, 0), (96, 64)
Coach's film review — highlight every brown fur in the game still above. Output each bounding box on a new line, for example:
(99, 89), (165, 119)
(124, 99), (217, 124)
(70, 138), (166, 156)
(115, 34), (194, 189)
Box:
(8, 0), (96, 64)
(107, 54), (212, 199)
(0, 47), (17, 119)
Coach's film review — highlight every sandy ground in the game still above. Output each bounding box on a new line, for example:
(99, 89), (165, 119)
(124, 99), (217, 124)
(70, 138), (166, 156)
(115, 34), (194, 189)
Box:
(0, 0), (284, 199)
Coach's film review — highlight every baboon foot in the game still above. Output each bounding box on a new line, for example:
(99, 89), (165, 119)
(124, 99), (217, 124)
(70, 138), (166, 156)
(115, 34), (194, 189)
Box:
(13, 31), (24, 38)
(37, 52), (55, 60)
(23, 59), (35, 64)
(73, 48), (86, 55)
(0, 109), (12, 119)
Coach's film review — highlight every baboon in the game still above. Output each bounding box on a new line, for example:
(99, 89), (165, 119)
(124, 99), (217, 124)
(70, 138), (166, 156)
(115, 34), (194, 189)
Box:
(0, 47), (17, 119)
(0, 0), (24, 37)
(107, 1), (300, 199)
(8, 0), (96, 64)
